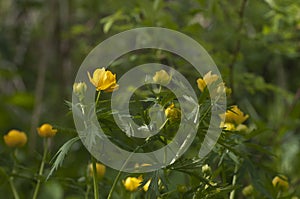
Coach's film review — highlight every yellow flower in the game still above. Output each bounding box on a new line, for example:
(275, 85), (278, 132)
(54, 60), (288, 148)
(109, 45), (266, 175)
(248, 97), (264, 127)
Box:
(37, 123), (57, 138)
(272, 175), (289, 190)
(197, 71), (219, 92)
(221, 105), (249, 125)
(73, 82), (87, 100)
(123, 176), (143, 192)
(153, 70), (171, 85)
(242, 185), (254, 196)
(88, 162), (106, 179)
(165, 103), (181, 121)
(87, 68), (119, 92)
(3, 129), (27, 148)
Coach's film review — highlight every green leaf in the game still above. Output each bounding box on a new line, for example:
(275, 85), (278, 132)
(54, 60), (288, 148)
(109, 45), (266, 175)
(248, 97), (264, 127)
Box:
(46, 137), (80, 180)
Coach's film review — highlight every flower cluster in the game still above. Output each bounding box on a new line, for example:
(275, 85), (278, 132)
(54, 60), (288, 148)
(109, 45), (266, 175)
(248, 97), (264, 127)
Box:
(3, 123), (58, 148)
(242, 175), (291, 197)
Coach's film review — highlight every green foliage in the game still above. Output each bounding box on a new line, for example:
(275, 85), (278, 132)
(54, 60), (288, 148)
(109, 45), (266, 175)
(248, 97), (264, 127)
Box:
(0, 0), (299, 198)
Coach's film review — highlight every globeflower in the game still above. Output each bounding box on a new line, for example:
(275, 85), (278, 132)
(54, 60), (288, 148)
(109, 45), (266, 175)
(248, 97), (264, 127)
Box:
(88, 162), (106, 179)
(197, 71), (219, 92)
(153, 70), (171, 86)
(272, 175), (289, 190)
(222, 105), (249, 125)
(37, 123), (57, 138)
(123, 176), (143, 192)
(87, 67), (119, 92)
(165, 103), (181, 121)
(73, 82), (87, 100)
(3, 129), (27, 148)
(242, 185), (254, 196)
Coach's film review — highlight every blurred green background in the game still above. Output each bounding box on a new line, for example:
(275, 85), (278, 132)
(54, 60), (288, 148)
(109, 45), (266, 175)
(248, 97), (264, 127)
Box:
(0, 0), (299, 198)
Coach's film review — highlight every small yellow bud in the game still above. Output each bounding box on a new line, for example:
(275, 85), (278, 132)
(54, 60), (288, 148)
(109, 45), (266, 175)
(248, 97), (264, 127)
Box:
(88, 163), (106, 179)
(177, 185), (188, 193)
(201, 164), (211, 173)
(165, 103), (181, 121)
(153, 70), (171, 85)
(73, 82), (87, 100)
(242, 185), (254, 196)
(37, 123), (57, 138)
(272, 175), (289, 190)
(3, 129), (27, 148)
(197, 71), (219, 92)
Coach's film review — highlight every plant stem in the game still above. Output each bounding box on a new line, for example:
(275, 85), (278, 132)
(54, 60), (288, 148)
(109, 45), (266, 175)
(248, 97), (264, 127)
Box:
(91, 156), (99, 199)
(32, 138), (48, 199)
(107, 144), (146, 199)
(229, 164), (238, 199)
(96, 91), (101, 105)
(85, 183), (91, 199)
(9, 176), (20, 199)
(107, 171), (122, 199)
(8, 149), (20, 199)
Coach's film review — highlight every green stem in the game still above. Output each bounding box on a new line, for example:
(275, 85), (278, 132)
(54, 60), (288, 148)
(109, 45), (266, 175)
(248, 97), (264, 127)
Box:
(9, 176), (20, 199)
(229, 164), (238, 199)
(32, 138), (48, 199)
(129, 193), (135, 199)
(85, 183), (91, 199)
(91, 156), (99, 199)
(107, 143), (147, 199)
(96, 91), (101, 105)
(9, 149), (20, 199)
(107, 171), (122, 199)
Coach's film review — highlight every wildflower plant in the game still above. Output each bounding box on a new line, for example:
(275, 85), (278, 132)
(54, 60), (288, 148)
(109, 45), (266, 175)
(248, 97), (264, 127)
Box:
(1, 22), (298, 199)
(44, 28), (295, 199)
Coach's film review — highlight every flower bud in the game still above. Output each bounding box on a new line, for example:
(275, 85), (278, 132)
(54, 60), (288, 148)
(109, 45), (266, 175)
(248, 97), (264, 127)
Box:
(165, 103), (181, 122)
(153, 70), (171, 86)
(88, 162), (106, 179)
(201, 164), (211, 173)
(37, 123), (57, 138)
(272, 175), (289, 190)
(4, 129), (27, 148)
(197, 71), (219, 92)
(73, 82), (87, 100)
(242, 185), (254, 196)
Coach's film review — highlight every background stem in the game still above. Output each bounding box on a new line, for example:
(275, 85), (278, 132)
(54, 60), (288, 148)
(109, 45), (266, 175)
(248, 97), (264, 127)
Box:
(91, 156), (99, 199)
(32, 138), (48, 199)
